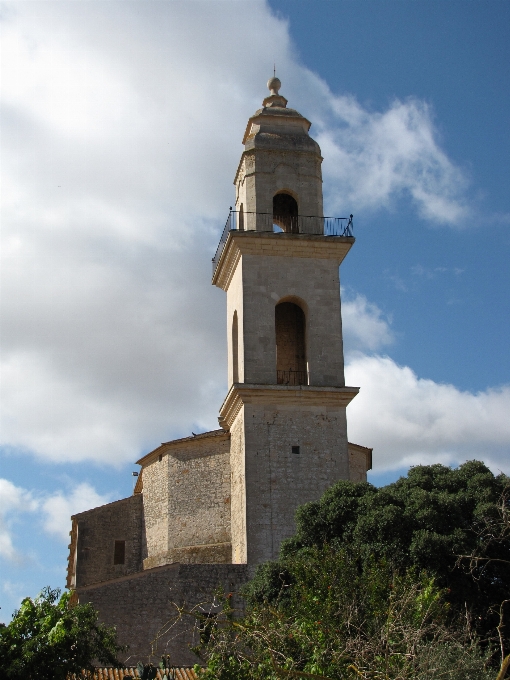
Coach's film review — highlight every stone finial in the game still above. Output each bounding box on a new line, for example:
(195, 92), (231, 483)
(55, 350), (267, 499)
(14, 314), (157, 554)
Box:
(267, 76), (281, 96)
(263, 76), (287, 108)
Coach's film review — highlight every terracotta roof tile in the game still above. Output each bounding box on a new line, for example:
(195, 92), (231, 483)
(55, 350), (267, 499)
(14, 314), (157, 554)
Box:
(70, 668), (199, 680)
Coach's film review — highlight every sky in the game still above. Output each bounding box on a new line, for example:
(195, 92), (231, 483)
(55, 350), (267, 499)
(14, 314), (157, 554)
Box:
(1, 0), (509, 622)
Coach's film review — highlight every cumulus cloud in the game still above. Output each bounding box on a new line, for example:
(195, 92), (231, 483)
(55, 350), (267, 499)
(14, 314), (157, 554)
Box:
(346, 354), (510, 474)
(317, 96), (470, 224)
(0, 480), (38, 562)
(42, 483), (111, 541)
(0, 1), (478, 467)
(0, 478), (111, 561)
(341, 291), (394, 353)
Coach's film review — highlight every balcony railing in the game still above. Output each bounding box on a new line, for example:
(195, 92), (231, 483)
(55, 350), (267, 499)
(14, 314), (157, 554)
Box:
(212, 210), (353, 275)
(277, 369), (308, 386)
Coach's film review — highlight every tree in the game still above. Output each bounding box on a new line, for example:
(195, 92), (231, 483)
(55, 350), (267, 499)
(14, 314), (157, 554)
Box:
(0, 587), (124, 680)
(273, 461), (510, 643)
(194, 461), (510, 679)
(197, 548), (494, 680)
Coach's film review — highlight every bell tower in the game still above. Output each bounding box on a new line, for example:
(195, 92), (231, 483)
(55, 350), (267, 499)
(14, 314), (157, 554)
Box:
(213, 78), (359, 567)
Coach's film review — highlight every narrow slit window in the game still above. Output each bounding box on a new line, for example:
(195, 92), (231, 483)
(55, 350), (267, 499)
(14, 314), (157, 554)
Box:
(113, 540), (125, 565)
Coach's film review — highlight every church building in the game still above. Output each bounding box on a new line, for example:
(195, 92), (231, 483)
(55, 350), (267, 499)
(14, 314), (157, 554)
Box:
(66, 78), (372, 665)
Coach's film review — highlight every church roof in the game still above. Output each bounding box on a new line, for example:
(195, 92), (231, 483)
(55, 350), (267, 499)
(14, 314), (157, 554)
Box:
(136, 428), (228, 466)
(88, 667), (199, 679)
(241, 77), (313, 146)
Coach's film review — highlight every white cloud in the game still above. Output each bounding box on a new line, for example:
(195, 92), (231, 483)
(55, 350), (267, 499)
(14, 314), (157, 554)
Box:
(346, 354), (510, 474)
(42, 483), (111, 541)
(0, 478), (111, 560)
(0, 479), (38, 562)
(0, 2), (478, 467)
(317, 96), (470, 224)
(341, 291), (394, 353)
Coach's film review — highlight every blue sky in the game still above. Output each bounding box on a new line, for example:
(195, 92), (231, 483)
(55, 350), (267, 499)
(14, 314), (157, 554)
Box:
(1, 0), (509, 622)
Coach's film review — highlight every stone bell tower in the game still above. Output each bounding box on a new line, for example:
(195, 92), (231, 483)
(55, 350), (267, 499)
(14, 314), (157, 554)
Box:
(213, 78), (360, 567)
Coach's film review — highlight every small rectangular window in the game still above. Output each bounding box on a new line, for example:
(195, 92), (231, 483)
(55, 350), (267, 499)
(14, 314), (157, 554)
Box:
(291, 446), (300, 455)
(113, 540), (125, 565)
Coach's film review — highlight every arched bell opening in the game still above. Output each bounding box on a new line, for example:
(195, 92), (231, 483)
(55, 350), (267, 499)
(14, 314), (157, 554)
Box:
(232, 311), (239, 383)
(273, 192), (298, 234)
(275, 301), (307, 385)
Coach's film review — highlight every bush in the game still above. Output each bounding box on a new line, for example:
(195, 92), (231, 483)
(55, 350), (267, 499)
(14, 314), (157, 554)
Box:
(0, 587), (124, 680)
(198, 548), (494, 680)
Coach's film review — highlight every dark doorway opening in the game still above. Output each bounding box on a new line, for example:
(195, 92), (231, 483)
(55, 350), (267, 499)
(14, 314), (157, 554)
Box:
(113, 540), (125, 565)
(275, 302), (307, 385)
(273, 193), (298, 233)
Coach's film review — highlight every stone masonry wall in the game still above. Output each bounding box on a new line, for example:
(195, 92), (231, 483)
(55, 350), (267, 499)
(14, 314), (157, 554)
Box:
(240, 401), (350, 566)
(76, 563), (248, 666)
(348, 444), (372, 483)
(73, 494), (144, 588)
(227, 260), (244, 387)
(239, 252), (345, 387)
(235, 149), (323, 231)
(142, 432), (232, 569)
(230, 410), (247, 564)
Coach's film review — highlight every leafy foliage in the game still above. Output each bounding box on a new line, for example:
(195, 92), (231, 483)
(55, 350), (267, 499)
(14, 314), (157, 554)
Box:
(136, 656), (176, 680)
(196, 462), (510, 679)
(271, 461), (510, 642)
(0, 587), (123, 680)
(197, 548), (493, 680)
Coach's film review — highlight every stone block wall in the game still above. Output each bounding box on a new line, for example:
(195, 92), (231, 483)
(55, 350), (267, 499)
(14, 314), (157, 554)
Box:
(231, 400), (350, 567)
(72, 494), (144, 588)
(348, 442), (373, 483)
(226, 261), (244, 388)
(229, 410), (246, 564)
(238, 251), (345, 387)
(141, 431), (232, 569)
(76, 563), (249, 666)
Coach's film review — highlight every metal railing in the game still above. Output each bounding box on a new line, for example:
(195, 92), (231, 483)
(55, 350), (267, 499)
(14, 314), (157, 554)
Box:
(212, 210), (353, 275)
(277, 369), (308, 386)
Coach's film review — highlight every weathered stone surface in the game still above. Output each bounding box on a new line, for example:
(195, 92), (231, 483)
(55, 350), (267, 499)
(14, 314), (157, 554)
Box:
(348, 442), (373, 482)
(67, 79), (372, 666)
(139, 430), (231, 569)
(72, 494), (144, 588)
(228, 398), (352, 565)
(76, 564), (248, 665)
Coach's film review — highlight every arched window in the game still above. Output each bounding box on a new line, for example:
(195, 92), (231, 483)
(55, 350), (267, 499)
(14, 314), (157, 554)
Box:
(232, 311), (239, 383)
(275, 302), (307, 385)
(238, 204), (244, 231)
(273, 193), (298, 234)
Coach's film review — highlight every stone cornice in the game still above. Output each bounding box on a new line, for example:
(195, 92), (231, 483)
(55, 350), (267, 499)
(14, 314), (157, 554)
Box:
(218, 384), (359, 429)
(137, 429), (229, 467)
(212, 231), (355, 291)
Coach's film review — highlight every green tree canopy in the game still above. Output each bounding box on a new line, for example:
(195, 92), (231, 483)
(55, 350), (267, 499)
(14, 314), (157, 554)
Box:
(199, 549), (494, 680)
(249, 461), (510, 642)
(197, 462), (510, 679)
(0, 587), (123, 680)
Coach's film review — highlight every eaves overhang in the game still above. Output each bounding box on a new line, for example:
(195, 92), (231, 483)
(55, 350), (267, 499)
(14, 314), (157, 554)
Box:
(136, 428), (229, 467)
(218, 384), (359, 430)
(212, 231), (355, 291)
